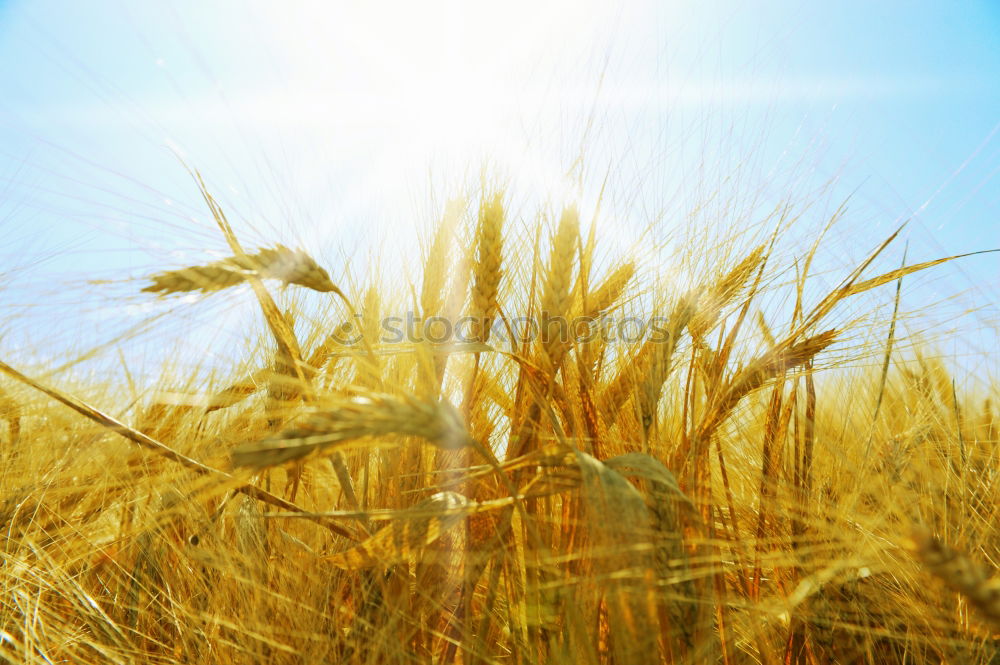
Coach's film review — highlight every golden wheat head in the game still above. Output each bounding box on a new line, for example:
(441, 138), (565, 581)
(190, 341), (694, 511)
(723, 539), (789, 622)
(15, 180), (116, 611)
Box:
(231, 392), (475, 469)
(914, 529), (1000, 629)
(470, 192), (504, 342)
(142, 244), (342, 295)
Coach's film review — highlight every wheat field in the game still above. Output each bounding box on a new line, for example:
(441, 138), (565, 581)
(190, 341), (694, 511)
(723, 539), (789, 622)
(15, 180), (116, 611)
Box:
(0, 170), (997, 665)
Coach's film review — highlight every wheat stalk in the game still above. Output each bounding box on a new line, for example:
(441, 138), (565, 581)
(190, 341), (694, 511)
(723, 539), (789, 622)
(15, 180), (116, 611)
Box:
(604, 452), (697, 646)
(322, 491), (469, 569)
(599, 287), (697, 429)
(696, 330), (838, 440)
(505, 206), (581, 458)
(235, 494), (269, 580)
(187, 171), (316, 408)
(599, 341), (654, 426)
(0, 358), (355, 540)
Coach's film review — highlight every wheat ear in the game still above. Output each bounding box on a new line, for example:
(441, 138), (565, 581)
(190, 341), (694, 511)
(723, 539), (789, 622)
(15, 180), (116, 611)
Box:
(0, 385), (20, 445)
(421, 198), (464, 319)
(687, 245), (765, 339)
(581, 261), (635, 320)
(636, 290), (699, 431)
(913, 530), (1000, 629)
(470, 193), (504, 342)
(231, 393), (475, 469)
(697, 330), (838, 440)
(143, 245), (343, 295)
(540, 205), (579, 373)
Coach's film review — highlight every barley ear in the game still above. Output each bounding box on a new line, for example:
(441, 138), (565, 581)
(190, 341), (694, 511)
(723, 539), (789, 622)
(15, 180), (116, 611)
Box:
(581, 261), (635, 320)
(0, 385), (20, 446)
(143, 245), (342, 296)
(913, 529), (1000, 629)
(231, 393), (475, 470)
(470, 192), (504, 343)
(540, 205), (580, 374)
(421, 198), (464, 319)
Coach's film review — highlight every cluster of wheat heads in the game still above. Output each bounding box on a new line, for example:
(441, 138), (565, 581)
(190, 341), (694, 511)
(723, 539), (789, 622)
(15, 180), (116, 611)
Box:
(0, 177), (997, 664)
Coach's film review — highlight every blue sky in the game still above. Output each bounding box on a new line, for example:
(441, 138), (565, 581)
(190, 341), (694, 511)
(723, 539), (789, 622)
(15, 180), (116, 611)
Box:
(0, 1), (997, 374)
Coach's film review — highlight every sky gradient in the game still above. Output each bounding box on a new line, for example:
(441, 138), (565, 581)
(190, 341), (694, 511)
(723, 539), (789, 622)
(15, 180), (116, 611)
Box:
(0, 1), (997, 374)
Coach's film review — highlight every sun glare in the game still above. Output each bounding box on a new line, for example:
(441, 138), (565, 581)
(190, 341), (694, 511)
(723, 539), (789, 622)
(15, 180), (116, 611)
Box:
(242, 1), (620, 221)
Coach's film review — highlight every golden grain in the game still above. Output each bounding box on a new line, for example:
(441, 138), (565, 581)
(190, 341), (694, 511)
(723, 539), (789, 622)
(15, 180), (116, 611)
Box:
(469, 193), (504, 343)
(1, 175), (993, 665)
(143, 244), (342, 295)
(231, 392), (474, 469)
